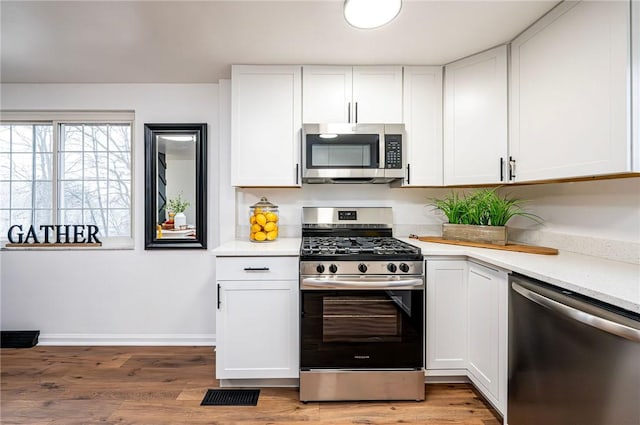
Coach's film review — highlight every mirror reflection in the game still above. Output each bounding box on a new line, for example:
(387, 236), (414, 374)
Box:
(144, 123), (207, 249)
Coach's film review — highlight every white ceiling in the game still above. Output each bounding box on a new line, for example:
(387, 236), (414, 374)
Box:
(0, 0), (559, 84)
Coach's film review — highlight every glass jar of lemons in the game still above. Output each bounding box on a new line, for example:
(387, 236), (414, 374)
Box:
(249, 197), (279, 242)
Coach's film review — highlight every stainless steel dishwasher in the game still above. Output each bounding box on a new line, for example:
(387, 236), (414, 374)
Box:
(508, 273), (640, 425)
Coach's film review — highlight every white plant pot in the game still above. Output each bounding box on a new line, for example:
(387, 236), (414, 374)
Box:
(174, 212), (187, 229)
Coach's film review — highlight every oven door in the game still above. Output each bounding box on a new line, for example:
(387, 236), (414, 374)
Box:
(300, 283), (424, 369)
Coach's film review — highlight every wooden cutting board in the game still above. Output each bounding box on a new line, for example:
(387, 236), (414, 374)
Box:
(411, 236), (559, 255)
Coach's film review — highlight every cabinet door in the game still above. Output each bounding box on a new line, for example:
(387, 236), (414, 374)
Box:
(231, 65), (302, 187)
(302, 66), (352, 123)
(403, 66), (443, 186)
(510, 1), (631, 181)
(216, 280), (299, 379)
(444, 46), (508, 185)
(426, 260), (468, 370)
(352, 66), (403, 123)
(467, 262), (508, 414)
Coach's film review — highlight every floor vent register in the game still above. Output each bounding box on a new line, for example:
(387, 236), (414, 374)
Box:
(200, 389), (260, 406)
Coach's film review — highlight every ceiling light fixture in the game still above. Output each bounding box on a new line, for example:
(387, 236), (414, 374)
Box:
(344, 0), (402, 29)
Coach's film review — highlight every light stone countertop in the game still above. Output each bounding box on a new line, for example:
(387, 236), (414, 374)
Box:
(400, 237), (640, 314)
(211, 237), (639, 314)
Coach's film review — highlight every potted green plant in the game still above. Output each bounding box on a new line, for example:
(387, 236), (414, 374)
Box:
(168, 193), (190, 229)
(431, 188), (542, 245)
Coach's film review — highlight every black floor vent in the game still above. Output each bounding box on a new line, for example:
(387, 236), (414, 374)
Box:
(200, 389), (260, 406)
(1, 330), (40, 348)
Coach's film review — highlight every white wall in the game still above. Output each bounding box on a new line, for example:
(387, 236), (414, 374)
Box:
(166, 159), (197, 225)
(0, 83), (219, 345)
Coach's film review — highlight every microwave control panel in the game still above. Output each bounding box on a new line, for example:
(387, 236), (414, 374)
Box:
(385, 135), (403, 169)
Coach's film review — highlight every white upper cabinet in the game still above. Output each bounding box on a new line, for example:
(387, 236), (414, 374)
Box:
(634, 0), (640, 170)
(402, 66), (444, 186)
(510, 0), (633, 181)
(302, 65), (403, 124)
(231, 65), (302, 187)
(444, 45), (508, 186)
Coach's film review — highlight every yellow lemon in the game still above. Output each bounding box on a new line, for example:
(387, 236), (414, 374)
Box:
(251, 223), (262, 233)
(264, 222), (276, 232)
(249, 232), (255, 241)
(253, 207), (262, 214)
(266, 212), (278, 223)
(266, 230), (277, 241)
(255, 213), (267, 226)
(254, 231), (267, 241)
(249, 215), (256, 225)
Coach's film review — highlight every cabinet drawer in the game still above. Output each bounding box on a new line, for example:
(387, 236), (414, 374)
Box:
(216, 256), (299, 281)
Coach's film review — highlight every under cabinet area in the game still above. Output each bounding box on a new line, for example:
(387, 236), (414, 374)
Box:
(231, 65), (302, 187)
(215, 256), (299, 381)
(302, 65), (403, 124)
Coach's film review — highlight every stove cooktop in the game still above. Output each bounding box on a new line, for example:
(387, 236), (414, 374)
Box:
(300, 236), (421, 261)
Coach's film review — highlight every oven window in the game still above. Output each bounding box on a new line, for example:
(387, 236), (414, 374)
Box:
(306, 134), (379, 169)
(323, 296), (401, 342)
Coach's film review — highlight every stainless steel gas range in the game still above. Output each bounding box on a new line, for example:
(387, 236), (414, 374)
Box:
(299, 207), (425, 402)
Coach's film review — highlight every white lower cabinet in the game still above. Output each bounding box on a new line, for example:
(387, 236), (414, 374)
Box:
(426, 259), (468, 371)
(467, 261), (508, 415)
(215, 256), (299, 380)
(426, 258), (508, 417)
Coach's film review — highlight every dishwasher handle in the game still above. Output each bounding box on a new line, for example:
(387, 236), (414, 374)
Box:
(512, 282), (640, 343)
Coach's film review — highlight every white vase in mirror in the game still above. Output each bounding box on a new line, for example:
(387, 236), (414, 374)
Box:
(174, 212), (187, 229)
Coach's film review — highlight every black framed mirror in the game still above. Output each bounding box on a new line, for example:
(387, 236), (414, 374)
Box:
(144, 123), (207, 249)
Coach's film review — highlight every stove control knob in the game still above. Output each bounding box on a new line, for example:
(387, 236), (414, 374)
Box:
(316, 264), (325, 274)
(399, 263), (410, 273)
(358, 263), (368, 273)
(387, 263), (397, 273)
(329, 264), (338, 274)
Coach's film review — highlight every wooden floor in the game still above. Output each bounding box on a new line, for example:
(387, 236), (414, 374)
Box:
(1, 346), (501, 425)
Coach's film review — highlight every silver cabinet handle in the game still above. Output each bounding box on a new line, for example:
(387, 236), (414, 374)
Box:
(302, 277), (424, 290)
(243, 267), (270, 271)
(512, 282), (640, 342)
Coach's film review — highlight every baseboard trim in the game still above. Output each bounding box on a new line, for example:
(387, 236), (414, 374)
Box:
(37, 333), (216, 346)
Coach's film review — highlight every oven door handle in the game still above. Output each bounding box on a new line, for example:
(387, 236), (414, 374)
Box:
(301, 277), (424, 290)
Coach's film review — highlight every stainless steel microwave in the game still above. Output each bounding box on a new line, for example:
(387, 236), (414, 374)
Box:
(302, 123), (405, 183)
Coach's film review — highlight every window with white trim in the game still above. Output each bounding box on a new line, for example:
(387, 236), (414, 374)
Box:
(0, 112), (133, 245)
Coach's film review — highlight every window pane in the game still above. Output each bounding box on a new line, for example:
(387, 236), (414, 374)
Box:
(0, 182), (9, 207)
(35, 153), (53, 180)
(11, 209), (32, 226)
(84, 152), (108, 179)
(109, 151), (131, 180)
(60, 181), (83, 208)
(0, 153), (10, 180)
(83, 181), (108, 208)
(108, 209), (130, 237)
(35, 209), (53, 228)
(84, 209), (107, 231)
(35, 125), (52, 152)
(60, 152), (83, 179)
(11, 153), (34, 180)
(12, 126), (33, 153)
(0, 126), (10, 152)
(109, 125), (131, 151)
(84, 125), (108, 151)
(11, 182), (33, 208)
(0, 209), (9, 237)
(35, 181), (52, 209)
(109, 180), (130, 208)
(61, 125), (83, 151)
(60, 209), (82, 225)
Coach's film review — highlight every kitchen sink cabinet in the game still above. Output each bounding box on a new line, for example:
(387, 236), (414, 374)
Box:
(401, 66), (444, 186)
(467, 261), (508, 415)
(302, 65), (403, 124)
(443, 45), (508, 186)
(215, 256), (299, 380)
(509, 0), (635, 182)
(425, 259), (468, 371)
(231, 65), (302, 187)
